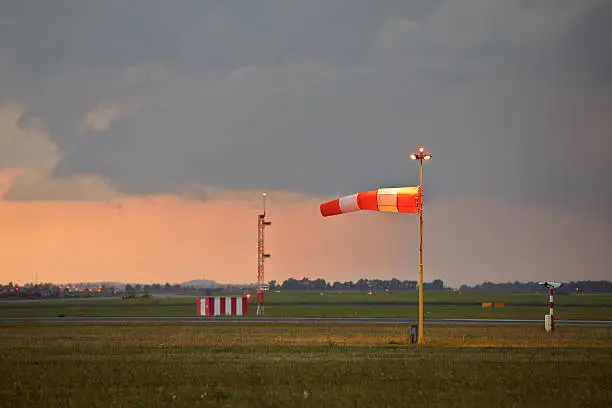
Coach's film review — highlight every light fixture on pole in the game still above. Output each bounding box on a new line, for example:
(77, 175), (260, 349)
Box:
(410, 146), (431, 345)
(538, 281), (562, 331)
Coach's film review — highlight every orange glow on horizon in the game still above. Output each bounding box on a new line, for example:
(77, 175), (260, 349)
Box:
(0, 191), (415, 286)
(0, 182), (610, 287)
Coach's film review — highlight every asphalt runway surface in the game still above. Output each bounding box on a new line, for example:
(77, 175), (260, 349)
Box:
(0, 317), (611, 326)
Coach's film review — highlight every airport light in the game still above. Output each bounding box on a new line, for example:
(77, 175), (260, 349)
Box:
(538, 281), (563, 331)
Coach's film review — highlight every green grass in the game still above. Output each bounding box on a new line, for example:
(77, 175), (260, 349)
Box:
(262, 290), (612, 306)
(2, 291), (611, 320)
(0, 323), (611, 407)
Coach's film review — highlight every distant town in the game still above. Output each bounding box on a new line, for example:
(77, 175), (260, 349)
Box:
(1, 278), (611, 300)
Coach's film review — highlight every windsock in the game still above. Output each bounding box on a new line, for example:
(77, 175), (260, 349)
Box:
(320, 187), (421, 217)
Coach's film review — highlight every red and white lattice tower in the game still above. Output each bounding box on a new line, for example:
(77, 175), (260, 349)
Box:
(257, 192), (271, 316)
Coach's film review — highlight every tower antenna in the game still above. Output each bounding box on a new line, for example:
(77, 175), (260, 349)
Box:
(257, 192), (271, 316)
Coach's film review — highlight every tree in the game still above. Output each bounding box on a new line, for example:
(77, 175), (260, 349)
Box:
(432, 279), (444, 290)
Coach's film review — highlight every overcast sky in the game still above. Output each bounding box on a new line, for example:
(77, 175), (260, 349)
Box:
(1, 0), (611, 286)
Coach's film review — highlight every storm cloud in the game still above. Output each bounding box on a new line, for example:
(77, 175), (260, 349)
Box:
(1, 0), (610, 211)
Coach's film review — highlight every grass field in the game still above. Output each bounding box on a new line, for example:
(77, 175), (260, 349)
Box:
(1, 291), (611, 320)
(0, 323), (611, 407)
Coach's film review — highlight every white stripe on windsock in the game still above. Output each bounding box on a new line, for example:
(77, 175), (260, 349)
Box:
(377, 187), (400, 195)
(377, 188), (400, 212)
(339, 193), (359, 213)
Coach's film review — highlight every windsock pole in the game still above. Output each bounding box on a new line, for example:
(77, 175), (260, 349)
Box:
(410, 146), (431, 345)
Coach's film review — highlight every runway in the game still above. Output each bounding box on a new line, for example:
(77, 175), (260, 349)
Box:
(1, 316), (611, 325)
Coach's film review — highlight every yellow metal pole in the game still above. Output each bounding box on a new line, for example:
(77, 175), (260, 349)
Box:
(418, 158), (425, 344)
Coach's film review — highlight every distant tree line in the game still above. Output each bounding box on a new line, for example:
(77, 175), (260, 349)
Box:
(459, 280), (612, 294)
(268, 277), (445, 291)
(0, 281), (228, 300)
(123, 283), (226, 296)
(267, 278), (612, 294)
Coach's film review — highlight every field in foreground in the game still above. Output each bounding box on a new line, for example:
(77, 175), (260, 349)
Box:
(1, 323), (611, 407)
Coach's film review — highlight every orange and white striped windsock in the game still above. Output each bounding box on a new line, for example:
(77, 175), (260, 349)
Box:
(320, 187), (421, 217)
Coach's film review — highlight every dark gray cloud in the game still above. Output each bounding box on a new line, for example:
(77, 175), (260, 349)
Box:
(1, 0), (611, 217)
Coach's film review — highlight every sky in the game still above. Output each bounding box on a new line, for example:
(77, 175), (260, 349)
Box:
(1, 0), (611, 287)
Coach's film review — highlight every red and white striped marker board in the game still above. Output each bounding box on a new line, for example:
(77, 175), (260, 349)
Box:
(197, 296), (249, 316)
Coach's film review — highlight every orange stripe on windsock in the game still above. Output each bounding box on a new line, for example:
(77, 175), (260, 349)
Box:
(320, 199), (342, 217)
(396, 186), (421, 213)
(357, 190), (378, 210)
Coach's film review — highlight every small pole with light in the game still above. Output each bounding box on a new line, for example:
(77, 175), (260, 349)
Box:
(410, 146), (432, 345)
(538, 281), (562, 331)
